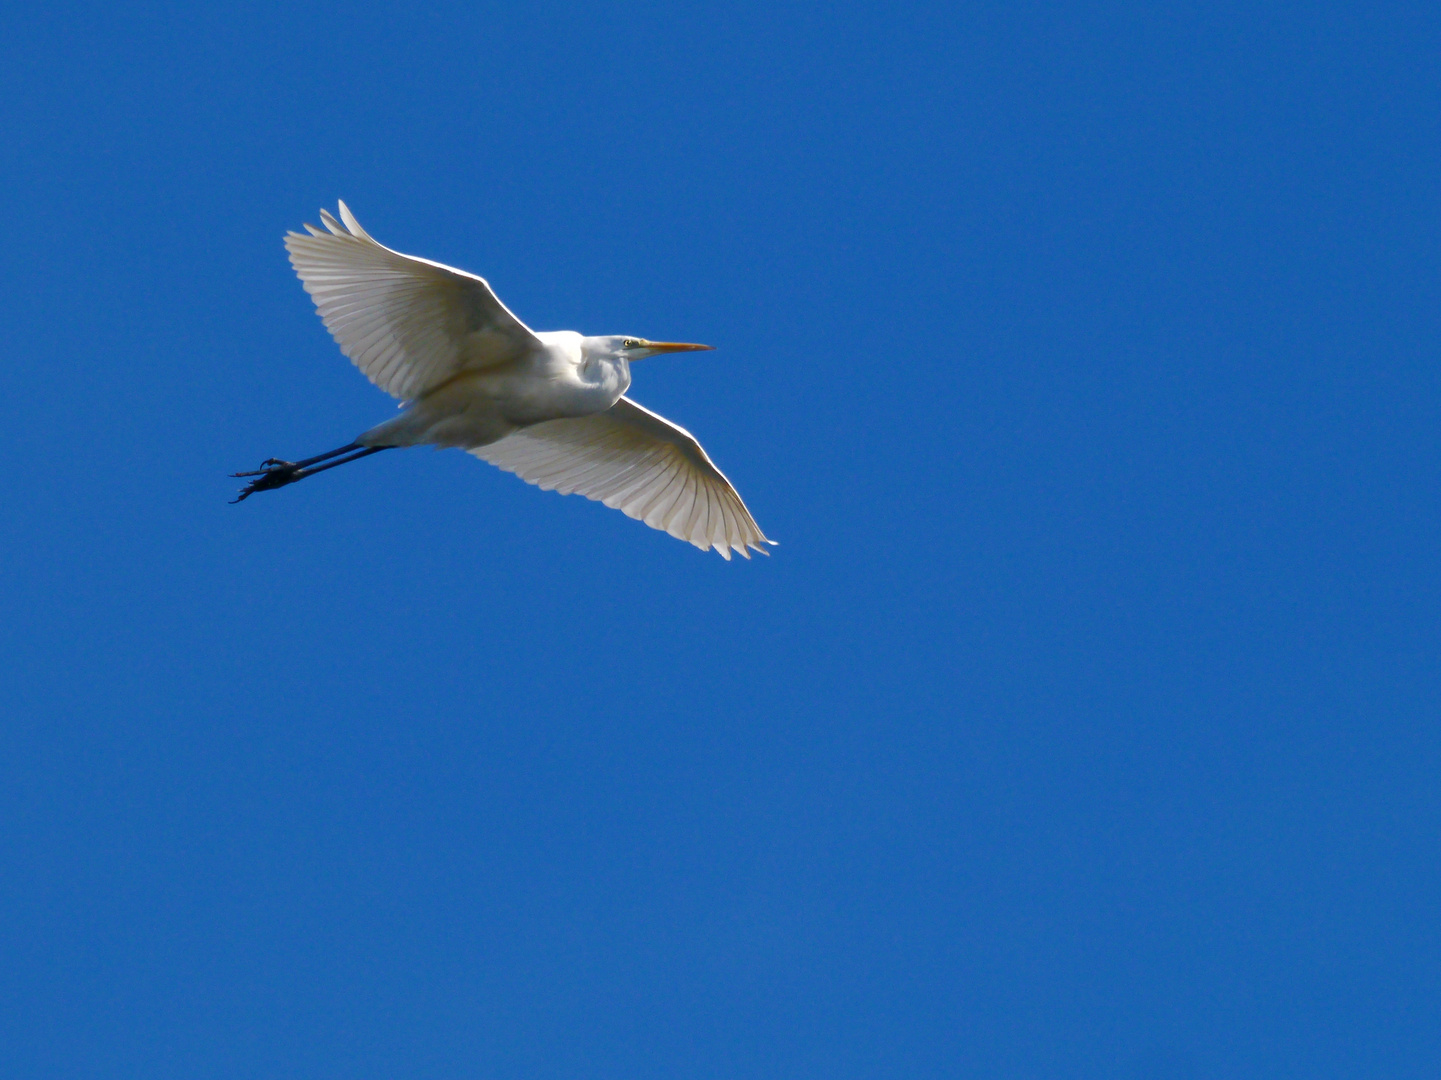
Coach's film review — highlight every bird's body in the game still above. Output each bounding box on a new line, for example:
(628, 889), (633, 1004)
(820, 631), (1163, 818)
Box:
(358, 331), (627, 449)
(235, 203), (772, 559)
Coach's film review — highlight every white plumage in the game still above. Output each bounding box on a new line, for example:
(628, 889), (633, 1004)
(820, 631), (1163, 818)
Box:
(235, 202), (773, 559)
(286, 203), (541, 400)
(472, 398), (769, 557)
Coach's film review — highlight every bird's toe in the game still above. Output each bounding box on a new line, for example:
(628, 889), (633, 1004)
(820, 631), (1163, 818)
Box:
(229, 460), (304, 501)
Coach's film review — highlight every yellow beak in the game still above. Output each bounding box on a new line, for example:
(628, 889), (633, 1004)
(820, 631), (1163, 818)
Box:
(645, 341), (714, 353)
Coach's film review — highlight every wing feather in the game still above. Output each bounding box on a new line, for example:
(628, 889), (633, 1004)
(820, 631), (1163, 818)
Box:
(470, 397), (773, 558)
(285, 201), (543, 400)
(663, 470), (695, 534)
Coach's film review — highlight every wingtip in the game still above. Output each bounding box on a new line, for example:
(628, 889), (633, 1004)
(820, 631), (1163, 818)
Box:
(292, 203), (365, 241)
(717, 537), (774, 559)
(337, 200), (373, 241)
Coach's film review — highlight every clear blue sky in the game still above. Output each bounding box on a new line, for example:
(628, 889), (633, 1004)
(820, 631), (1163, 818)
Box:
(3, 2), (1439, 1077)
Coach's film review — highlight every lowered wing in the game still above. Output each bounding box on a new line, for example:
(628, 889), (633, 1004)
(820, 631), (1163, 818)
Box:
(471, 397), (773, 559)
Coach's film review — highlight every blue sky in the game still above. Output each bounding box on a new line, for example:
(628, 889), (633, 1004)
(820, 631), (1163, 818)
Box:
(2, 2), (1439, 1077)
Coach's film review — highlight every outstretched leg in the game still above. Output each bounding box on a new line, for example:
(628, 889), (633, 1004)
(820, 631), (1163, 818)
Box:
(231, 443), (394, 502)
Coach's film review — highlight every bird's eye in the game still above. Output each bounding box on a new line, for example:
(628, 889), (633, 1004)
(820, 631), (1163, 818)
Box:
(622, 338), (640, 349)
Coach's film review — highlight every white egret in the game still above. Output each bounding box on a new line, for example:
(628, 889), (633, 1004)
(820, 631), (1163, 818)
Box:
(234, 202), (773, 559)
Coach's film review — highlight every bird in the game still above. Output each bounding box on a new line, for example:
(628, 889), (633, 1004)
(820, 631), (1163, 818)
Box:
(233, 202), (773, 559)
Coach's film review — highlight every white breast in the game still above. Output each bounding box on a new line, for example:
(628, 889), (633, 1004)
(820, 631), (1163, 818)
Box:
(357, 332), (630, 450)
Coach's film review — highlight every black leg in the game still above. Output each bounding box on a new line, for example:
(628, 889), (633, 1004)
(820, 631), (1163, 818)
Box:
(234, 442), (362, 479)
(291, 445), (391, 478)
(231, 444), (395, 502)
(289, 442), (365, 469)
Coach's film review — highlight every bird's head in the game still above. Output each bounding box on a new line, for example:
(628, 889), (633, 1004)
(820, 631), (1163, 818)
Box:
(587, 336), (715, 362)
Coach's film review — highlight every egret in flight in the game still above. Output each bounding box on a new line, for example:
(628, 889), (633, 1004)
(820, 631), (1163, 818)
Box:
(233, 202), (773, 559)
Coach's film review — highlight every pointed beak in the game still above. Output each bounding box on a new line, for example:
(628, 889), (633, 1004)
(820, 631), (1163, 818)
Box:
(644, 342), (714, 354)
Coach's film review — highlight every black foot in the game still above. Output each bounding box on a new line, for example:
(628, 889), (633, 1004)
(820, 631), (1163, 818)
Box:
(230, 460), (303, 502)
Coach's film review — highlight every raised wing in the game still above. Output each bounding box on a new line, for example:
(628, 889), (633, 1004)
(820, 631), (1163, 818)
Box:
(285, 202), (543, 401)
(471, 397), (774, 559)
